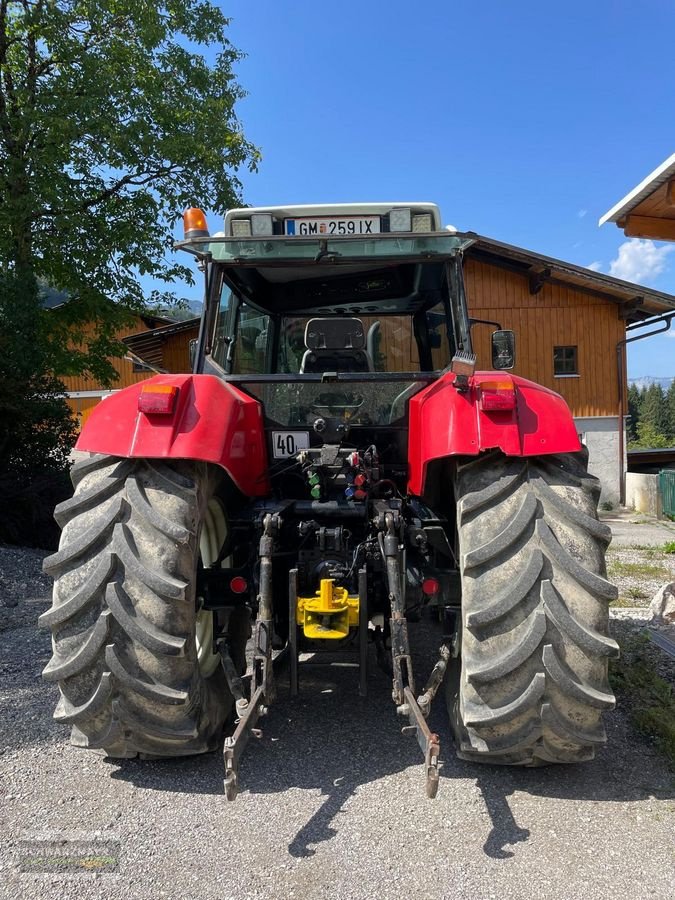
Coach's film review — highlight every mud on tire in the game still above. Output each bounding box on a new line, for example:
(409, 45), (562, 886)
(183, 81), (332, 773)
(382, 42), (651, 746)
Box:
(41, 455), (238, 758)
(450, 450), (619, 765)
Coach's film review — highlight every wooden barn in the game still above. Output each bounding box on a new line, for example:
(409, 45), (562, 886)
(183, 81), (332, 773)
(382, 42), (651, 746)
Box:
(58, 312), (172, 427)
(79, 236), (675, 506)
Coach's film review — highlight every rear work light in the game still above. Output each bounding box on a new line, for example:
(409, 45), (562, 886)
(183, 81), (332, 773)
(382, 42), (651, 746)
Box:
(138, 384), (179, 415)
(250, 214), (273, 235)
(412, 213), (433, 232)
(389, 208), (412, 232)
(479, 381), (516, 411)
(231, 218), (252, 237)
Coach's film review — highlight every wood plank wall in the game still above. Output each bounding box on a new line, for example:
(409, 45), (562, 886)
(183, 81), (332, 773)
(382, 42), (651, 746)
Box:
(59, 262), (627, 425)
(163, 327), (198, 373)
(60, 316), (155, 393)
(464, 259), (625, 418)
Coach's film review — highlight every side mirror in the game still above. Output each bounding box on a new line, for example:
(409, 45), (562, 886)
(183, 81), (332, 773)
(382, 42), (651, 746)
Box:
(189, 339), (198, 370)
(491, 330), (516, 370)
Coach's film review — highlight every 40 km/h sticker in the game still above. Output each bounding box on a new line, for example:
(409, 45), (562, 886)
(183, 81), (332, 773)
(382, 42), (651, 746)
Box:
(272, 431), (310, 459)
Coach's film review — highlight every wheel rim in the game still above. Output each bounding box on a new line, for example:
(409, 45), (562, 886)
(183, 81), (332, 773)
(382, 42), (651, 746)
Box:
(196, 498), (228, 677)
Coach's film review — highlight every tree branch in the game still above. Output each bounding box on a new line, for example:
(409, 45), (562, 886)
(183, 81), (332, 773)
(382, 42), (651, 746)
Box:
(33, 164), (184, 218)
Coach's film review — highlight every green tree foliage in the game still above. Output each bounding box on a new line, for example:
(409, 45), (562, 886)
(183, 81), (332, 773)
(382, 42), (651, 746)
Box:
(0, 0), (258, 358)
(0, 273), (78, 472)
(633, 421), (671, 450)
(0, 273), (78, 546)
(667, 379), (675, 441)
(640, 383), (669, 437)
(627, 381), (675, 449)
(626, 382), (642, 443)
(0, 1), (257, 542)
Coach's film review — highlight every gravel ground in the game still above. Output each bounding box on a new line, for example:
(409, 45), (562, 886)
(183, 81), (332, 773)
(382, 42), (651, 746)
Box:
(2, 543), (675, 900)
(606, 544), (675, 607)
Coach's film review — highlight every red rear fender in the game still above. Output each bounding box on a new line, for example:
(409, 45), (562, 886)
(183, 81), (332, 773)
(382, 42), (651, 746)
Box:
(76, 375), (270, 497)
(407, 372), (581, 496)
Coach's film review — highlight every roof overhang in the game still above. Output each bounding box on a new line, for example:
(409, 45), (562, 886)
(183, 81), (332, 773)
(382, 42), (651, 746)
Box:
(468, 234), (675, 322)
(599, 153), (675, 240)
(123, 316), (200, 370)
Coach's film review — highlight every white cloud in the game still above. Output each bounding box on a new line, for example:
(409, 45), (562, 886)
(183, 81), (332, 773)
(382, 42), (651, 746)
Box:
(608, 239), (673, 284)
(577, 209), (588, 219)
(586, 260), (603, 272)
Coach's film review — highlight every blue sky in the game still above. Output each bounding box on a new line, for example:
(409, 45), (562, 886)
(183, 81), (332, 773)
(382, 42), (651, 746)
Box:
(182, 1), (675, 377)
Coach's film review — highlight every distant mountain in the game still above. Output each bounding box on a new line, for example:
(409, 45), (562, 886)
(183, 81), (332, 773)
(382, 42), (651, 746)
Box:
(152, 299), (203, 322)
(629, 375), (675, 391)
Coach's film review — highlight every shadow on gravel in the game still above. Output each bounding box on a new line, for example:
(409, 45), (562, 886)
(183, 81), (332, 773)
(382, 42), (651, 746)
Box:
(109, 657), (422, 858)
(442, 716), (675, 860)
(106, 620), (675, 861)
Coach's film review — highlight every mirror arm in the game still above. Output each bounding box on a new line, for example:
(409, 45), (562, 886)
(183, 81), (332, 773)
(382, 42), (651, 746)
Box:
(469, 317), (502, 330)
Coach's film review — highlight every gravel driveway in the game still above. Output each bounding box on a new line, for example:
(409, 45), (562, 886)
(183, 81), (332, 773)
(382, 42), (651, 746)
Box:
(1, 544), (675, 900)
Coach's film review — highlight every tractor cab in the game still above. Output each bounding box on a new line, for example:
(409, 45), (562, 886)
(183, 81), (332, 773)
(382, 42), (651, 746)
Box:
(179, 204), (476, 504)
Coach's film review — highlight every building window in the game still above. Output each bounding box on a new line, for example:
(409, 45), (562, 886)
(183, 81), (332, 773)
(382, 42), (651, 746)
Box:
(554, 345), (578, 376)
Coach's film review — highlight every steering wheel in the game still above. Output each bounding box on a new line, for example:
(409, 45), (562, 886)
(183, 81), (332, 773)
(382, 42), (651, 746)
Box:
(311, 392), (365, 417)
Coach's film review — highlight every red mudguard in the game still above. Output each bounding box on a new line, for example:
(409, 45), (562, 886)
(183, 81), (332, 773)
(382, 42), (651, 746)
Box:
(407, 371), (581, 496)
(76, 374), (270, 496)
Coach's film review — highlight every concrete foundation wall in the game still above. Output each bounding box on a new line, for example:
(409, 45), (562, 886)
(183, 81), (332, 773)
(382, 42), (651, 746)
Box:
(574, 416), (622, 508)
(625, 473), (663, 518)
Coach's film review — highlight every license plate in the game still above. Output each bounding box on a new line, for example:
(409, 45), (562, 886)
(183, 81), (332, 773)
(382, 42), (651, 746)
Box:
(272, 431), (310, 458)
(284, 216), (380, 237)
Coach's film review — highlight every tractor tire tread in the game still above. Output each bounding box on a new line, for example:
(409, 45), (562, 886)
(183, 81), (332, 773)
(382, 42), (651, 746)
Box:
(451, 450), (617, 765)
(42, 455), (230, 758)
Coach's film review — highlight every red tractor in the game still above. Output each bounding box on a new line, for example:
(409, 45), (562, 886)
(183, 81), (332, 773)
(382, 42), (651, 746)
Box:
(41, 203), (618, 799)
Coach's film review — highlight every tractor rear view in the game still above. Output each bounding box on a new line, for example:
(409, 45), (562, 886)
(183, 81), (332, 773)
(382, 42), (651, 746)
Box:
(41, 203), (618, 799)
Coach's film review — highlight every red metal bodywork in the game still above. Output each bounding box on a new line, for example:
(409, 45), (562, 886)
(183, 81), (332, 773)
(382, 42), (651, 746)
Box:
(76, 374), (270, 496)
(406, 371), (581, 495)
(77, 371), (579, 500)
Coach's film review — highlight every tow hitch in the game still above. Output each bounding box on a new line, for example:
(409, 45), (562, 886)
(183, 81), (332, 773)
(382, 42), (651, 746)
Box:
(220, 508), (449, 801)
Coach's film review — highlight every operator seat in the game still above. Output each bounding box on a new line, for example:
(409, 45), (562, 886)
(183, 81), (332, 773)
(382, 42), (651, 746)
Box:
(300, 317), (374, 373)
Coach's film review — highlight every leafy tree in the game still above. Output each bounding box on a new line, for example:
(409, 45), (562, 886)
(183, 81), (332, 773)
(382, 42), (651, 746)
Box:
(0, 273), (78, 471)
(1, 0), (257, 362)
(0, 1), (256, 546)
(0, 0), (257, 479)
(0, 272), (78, 545)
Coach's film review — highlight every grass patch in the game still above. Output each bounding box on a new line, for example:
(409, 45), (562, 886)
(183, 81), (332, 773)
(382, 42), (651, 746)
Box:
(663, 541), (675, 555)
(611, 634), (675, 770)
(607, 560), (671, 579)
(610, 596), (644, 608)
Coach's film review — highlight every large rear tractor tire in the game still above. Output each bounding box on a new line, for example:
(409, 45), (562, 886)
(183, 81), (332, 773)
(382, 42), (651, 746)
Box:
(450, 450), (618, 765)
(41, 455), (243, 758)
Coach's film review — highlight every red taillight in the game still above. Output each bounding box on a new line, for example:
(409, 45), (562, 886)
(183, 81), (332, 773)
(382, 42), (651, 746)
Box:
(230, 576), (248, 594)
(422, 577), (440, 596)
(138, 384), (179, 415)
(479, 381), (516, 411)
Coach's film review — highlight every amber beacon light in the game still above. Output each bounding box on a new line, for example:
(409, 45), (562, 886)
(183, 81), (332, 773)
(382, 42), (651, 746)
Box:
(183, 207), (210, 241)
